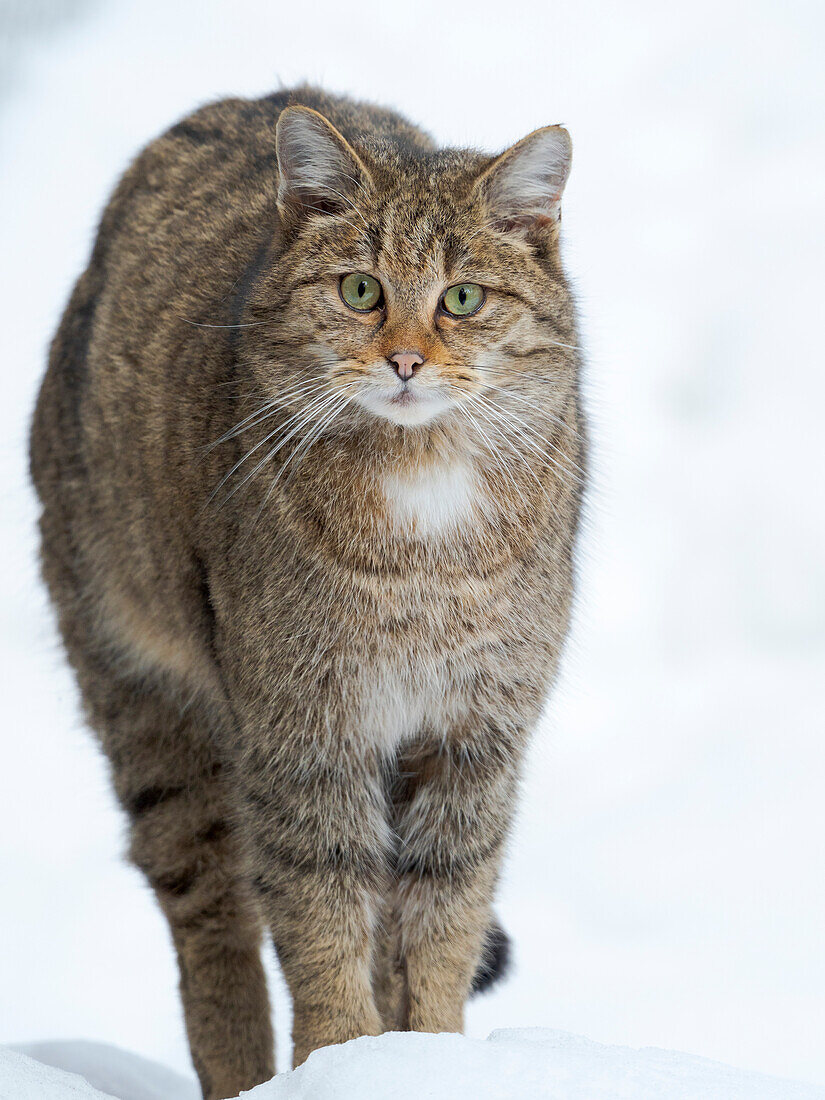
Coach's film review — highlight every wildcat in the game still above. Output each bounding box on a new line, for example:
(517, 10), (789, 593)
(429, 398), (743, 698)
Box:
(29, 85), (586, 1099)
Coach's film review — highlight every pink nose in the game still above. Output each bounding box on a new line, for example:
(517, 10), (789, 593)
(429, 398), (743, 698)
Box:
(389, 351), (424, 381)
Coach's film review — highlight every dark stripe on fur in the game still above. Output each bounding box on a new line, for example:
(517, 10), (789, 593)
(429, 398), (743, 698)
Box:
(127, 784), (186, 816)
(150, 868), (199, 897)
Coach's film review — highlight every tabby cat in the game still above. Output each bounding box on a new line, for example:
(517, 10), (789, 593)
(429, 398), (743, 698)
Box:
(29, 85), (586, 1099)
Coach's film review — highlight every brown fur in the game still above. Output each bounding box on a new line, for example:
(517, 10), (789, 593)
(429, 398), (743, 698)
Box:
(29, 85), (586, 1098)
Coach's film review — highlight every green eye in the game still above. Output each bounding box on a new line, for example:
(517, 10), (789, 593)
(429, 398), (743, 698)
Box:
(442, 283), (485, 317)
(340, 273), (383, 311)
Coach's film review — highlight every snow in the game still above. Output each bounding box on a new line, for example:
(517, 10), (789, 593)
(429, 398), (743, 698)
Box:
(245, 1031), (825, 1100)
(0, 1049), (106, 1100)
(4, 1031), (825, 1100)
(1, 0), (823, 1093)
(10, 1042), (199, 1100)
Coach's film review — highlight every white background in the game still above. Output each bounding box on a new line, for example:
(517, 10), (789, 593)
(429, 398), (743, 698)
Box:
(1, 0), (823, 1088)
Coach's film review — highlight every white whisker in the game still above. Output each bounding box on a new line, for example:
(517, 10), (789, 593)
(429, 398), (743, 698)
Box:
(459, 402), (529, 510)
(478, 391), (584, 483)
(241, 388), (357, 543)
(206, 376), (331, 451)
(213, 386), (348, 506)
(180, 318), (272, 330)
(463, 394), (566, 521)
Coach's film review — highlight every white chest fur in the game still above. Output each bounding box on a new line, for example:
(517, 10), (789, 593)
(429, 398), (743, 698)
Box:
(381, 461), (481, 537)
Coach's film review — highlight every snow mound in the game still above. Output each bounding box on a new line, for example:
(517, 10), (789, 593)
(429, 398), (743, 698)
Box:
(0, 1046), (113, 1099)
(244, 1029), (825, 1099)
(11, 1040), (199, 1100)
(5, 1030), (824, 1100)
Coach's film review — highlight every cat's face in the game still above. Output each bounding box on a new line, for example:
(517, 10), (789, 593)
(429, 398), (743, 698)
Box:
(248, 107), (576, 438)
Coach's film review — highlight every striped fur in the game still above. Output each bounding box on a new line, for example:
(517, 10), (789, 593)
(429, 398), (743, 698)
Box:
(29, 85), (586, 1098)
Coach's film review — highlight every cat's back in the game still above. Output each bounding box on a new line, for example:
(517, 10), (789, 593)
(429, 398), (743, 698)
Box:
(43, 84), (435, 320)
(97, 85), (436, 275)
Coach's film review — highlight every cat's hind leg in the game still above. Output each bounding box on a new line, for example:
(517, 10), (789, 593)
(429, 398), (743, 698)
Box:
(372, 894), (511, 1032)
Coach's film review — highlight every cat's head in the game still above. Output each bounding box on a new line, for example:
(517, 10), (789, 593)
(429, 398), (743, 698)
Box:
(246, 105), (576, 437)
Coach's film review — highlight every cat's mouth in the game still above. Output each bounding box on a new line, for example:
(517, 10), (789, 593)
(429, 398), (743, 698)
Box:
(390, 386), (417, 407)
(355, 378), (454, 427)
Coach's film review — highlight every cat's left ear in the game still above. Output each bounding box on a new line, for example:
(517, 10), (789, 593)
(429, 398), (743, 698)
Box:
(475, 125), (572, 235)
(276, 106), (371, 226)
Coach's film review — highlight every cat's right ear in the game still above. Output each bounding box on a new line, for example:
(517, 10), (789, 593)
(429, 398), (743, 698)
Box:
(276, 107), (371, 227)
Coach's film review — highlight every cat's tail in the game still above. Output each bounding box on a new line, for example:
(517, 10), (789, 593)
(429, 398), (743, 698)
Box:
(470, 919), (512, 996)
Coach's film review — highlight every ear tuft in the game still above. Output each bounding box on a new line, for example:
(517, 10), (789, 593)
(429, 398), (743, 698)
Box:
(275, 106), (369, 219)
(477, 125), (572, 233)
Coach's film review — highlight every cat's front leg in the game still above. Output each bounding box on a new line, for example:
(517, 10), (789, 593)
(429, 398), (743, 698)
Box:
(393, 716), (525, 1034)
(232, 705), (390, 1067)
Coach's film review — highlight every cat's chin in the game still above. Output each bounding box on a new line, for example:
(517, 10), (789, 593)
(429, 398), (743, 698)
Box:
(354, 388), (453, 428)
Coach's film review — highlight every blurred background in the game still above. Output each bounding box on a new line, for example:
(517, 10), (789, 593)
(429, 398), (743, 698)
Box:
(1, 0), (823, 1088)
